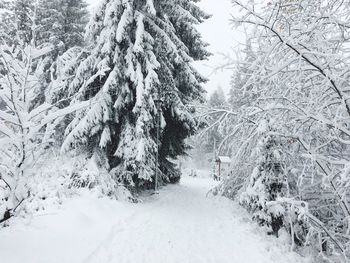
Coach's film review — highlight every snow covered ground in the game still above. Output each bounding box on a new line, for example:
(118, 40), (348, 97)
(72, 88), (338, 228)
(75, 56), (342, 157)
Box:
(0, 176), (312, 263)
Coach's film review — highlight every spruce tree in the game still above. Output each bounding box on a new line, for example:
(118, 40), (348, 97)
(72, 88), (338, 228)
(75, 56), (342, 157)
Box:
(54, 0), (210, 190)
(32, 0), (89, 108)
(209, 86), (226, 108)
(240, 120), (287, 237)
(36, 0), (89, 51)
(0, 0), (35, 46)
(228, 38), (256, 109)
(0, 0), (14, 43)
(62, 0), (89, 49)
(15, 0), (35, 44)
(2, 0), (89, 49)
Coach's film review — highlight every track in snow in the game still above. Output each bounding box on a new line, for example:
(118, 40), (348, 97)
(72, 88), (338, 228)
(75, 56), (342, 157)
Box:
(0, 176), (310, 263)
(81, 176), (309, 263)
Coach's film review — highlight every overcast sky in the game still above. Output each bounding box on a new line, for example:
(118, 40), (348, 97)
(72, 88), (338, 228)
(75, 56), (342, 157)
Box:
(195, 0), (244, 96)
(87, 0), (242, 97)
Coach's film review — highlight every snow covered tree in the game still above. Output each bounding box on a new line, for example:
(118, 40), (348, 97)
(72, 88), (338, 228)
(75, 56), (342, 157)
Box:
(52, 0), (209, 190)
(36, 0), (89, 51)
(209, 86), (226, 108)
(240, 120), (286, 237)
(0, 0), (36, 46)
(0, 42), (89, 223)
(197, 86), (228, 160)
(15, 0), (35, 44)
(1, 0), (89, 49)
(0, 0), (92, 221)
(61, 0), (89, 49)
(0, 43), (46, 223)
(0, 0), (15, 43)
(0, 43), (53, 223)
(32, 0), (89, 109)
(1, 0), (89, 102)
(0, 0), (91, 220)
(2, 0), (50, 109)
(201, 0), (350, 261)
(228, 38), (256, 109)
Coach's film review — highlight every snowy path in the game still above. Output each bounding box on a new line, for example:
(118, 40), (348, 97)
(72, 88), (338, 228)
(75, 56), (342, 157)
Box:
(0, 176), (310, 263)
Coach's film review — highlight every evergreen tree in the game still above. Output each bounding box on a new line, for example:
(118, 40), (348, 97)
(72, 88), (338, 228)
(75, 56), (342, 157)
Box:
(53, 0), (210, 190)
(240, 120), (286, 237)
(36, 0), (89, 51)
(33, 0), (89, 108)
(0, 0), (89, 50)
(62, 0), (89, 49)
(201, 86), (226, 156)
(209, 86), (226, 108)
(228, 38), (256, 108)
(0, 0), (14, 43)
(0, 0), (35, 46)
(14, 0), (35, 45)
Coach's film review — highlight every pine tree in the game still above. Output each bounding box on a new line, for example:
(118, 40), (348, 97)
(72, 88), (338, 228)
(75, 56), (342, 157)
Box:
(32, 0), (89, 109)
(36, 0), (89, 51)
(62, 0), (89, 49)
(200, 86), (226, 157)
(240, 120), (286, 237)
(15, 0), (35, 44)
(0, 0), (88, 111)
(1, 0), (89, 50)
(0, 0), (35, 46)
(228, 38), (256, 108)
(0, 0), (14, 43)
(209, 86), (226, 108)
(53, 0), (209, 190)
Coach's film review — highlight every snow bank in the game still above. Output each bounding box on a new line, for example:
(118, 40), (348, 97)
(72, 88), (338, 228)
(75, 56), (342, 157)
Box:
(0, 150), (133, 226)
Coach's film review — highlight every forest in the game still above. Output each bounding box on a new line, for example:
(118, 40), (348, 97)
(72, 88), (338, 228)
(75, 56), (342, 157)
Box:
(0, 1), (349, 263)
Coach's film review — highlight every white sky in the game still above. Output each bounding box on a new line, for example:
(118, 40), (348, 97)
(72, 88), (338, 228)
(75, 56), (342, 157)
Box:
(87, 0), (243, 97)
(194, 0), (244, 96)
